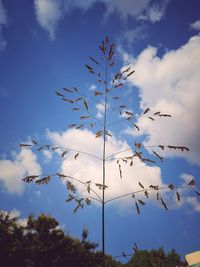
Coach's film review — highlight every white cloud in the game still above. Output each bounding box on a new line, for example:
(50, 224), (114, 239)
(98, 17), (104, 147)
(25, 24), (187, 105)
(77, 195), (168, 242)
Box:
(124, 26), (147, 45)
(139, 0), (169, 23)
(0, 0), (7, 51)
(190, 19), (200, 31)
(0, 149), (41, 195)
(43, 149), (53, 162)
(103, 0), (151, 20)
(180, 173), (195, 185)
(34, 0), (63, 40)
(0, 209), (28, 227)
(96, 102), (105, 119)
(47, 128), (164, 209)
(63, 0), (96, 14)
(186, 197), (200, 212)
(123, 35), (200, 165)
(34, 0), (169, 39)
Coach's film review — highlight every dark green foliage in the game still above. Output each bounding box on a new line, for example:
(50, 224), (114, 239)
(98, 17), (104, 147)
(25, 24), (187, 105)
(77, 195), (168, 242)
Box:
(0, 210), (121, 267)
(0, 210), (187, 266)
(125, 247), (187, 267)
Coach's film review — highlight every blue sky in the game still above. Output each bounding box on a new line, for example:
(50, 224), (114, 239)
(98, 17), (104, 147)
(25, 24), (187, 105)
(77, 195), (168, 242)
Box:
(0, 0), (200, 262)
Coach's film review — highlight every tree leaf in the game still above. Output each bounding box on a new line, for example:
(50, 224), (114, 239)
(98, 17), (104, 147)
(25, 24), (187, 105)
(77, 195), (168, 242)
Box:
(55, 91), (64, 97)
(161, 198), (168, 211)
(62, 98), (74, 104)
(85, 64), (93, 71)
(66, 194), (74, 202)
(139, 182), (144, 189)
(83, 99), (88, 110)
(148, 117), (155, 121)
(76, 124), (84, 129)
(19, 144), (32, 148)
(75, 97), (83, 102)
(35, 176), (51, 185)
(94, 91), (103, 96)
(176, 191), (181, 202)
(144, 191), (149, 198)
(68, 124), (77, 128)
(61, 151), (68, 158)
(114, 83), (123, 88)
(80, 116), (90, 120)
(195, 190), (200, 196)
(63, 88), (73, 93)
(74, 153), (79, 160)
(168, 184), (174, 190)
(135, 201), (140, 215)
(22, 175), (39, 183)
(122, 66), (131, 74)
(138, 199), (145, 206)
(73, 87), (79, 92)
(106, 131), (112, 137)
(95, 130), (102, 138)
(188, 179), (195, 186)
(89, 56), (99, 65)
(134, 123), (140, 131)
(85, 198), (91, 205)
(135, 142), (141, 149)
(143, 108), (150, 115)
(167, 145), (190, 152)
(66, 180), (76, 193)
(119, 164), (122, 179)
(126, 70), (135, 78)
(57, 173), (67, 179)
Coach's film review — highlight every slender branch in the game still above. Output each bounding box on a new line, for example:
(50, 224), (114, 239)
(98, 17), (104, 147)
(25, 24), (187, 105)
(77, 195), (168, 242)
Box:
(105, 185), (196, 204)
(105, 148), (132, 160)
(58, 146), (102, 161)
(33, 143), (103, 161)
(107, 117), (130, 127)
(101, 40), (109, 267)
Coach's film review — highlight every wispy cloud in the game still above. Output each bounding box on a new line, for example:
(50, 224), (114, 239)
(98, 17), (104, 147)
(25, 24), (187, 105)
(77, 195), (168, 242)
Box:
(0, 0), (8, 51)
(190, 19), (200, 31)
(0, 149), (41, 195)
(139, 0), (169, 23)
(123, 35), (200, 165)
(34, 0), (63, 40)
(34, 0), (169, 39)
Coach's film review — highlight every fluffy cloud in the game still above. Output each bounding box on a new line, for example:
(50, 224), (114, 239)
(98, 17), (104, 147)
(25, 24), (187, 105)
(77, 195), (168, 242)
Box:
(34, 0), (63, 40)
(190, 19), (200, 31)
(47, 128), (163, 208)
(0, 0), (7, 51)
(123, 35), (200, 165)
(0, 149), (41, 195)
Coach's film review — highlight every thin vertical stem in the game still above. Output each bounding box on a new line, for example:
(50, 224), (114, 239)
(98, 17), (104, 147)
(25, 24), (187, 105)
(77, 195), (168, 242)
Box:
(102, 43), (108, 267)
